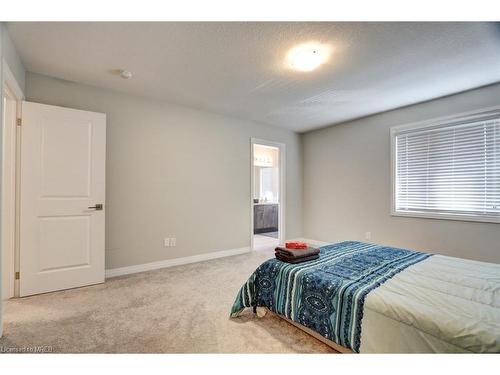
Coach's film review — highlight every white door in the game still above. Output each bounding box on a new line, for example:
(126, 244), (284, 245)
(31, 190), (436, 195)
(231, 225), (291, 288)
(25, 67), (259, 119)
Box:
(19, 101), (106, 296)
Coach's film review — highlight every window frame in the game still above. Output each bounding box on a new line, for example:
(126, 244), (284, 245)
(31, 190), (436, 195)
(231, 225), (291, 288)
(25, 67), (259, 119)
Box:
(390, 105), (500, 224)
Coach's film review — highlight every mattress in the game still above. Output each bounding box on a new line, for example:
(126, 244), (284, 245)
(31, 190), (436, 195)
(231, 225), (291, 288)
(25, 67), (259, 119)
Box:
(230, 241), (500, 353)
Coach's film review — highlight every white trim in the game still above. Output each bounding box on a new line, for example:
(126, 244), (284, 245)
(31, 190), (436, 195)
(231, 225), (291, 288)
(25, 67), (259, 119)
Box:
(1, 63), (23, 302)
(2, 60), (24, 100)
(288, 238), (332, 247)
(250, 139), (255, 250)
(250, 138), (286, 251)
(1, 60), (25, 337)
(390, 106), (500, 224)
(1, 87), (16, 300)
(391, 210), (500, 224)
(105, 246), (250, 278)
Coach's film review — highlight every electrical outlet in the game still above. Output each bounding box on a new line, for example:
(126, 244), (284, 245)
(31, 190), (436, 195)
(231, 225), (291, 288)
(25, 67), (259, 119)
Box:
(365, 232), (372, 240)
(164, 237), (176, 247)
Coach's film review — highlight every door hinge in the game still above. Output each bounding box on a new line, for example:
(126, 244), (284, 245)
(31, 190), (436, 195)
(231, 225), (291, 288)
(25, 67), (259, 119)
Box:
(16, 118), (22, 126)
(15, 271), (20, 280)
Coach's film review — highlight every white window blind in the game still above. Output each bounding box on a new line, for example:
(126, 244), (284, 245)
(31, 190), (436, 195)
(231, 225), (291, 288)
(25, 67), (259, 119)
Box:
(393, 112), (500, 222)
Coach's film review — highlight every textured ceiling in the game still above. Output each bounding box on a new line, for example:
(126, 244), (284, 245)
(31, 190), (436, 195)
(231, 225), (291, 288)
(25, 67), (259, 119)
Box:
(7, 22), (500, 132)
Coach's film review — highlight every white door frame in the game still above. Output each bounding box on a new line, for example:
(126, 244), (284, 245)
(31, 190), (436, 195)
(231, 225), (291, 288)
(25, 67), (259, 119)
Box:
(1, 60), (24, 301)
(250, 138), (286, 250)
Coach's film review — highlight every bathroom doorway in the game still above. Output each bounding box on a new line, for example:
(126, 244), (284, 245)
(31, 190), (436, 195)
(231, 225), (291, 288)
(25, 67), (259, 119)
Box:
(250, 139), (285, 251)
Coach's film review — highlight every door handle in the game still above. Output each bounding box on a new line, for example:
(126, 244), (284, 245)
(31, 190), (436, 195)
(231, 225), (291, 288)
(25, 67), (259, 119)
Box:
(88, 204), (103, 211)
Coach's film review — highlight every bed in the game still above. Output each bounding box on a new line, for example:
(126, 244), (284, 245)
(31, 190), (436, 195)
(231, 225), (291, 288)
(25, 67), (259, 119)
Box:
(230, 241), (500, 353)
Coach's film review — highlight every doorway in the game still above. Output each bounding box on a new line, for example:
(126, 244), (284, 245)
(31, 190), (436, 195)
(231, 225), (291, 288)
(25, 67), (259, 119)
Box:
(250, 139), (285, 251)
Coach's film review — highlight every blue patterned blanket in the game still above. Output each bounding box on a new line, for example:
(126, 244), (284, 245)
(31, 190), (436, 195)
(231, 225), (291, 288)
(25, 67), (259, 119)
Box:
(230, 241), (432, 352)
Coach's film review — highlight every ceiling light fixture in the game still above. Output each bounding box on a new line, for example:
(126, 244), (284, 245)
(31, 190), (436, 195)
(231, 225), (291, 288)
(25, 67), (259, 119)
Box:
(287, 43), (331, 72)
(120, 70), (133, 79)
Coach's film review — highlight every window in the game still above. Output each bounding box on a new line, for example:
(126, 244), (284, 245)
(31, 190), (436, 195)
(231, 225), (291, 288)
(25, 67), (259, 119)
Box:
(391, 110), (500, 223)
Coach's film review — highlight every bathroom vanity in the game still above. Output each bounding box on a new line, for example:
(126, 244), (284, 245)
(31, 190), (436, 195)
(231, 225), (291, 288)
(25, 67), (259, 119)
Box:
(253, 203), (278, 234)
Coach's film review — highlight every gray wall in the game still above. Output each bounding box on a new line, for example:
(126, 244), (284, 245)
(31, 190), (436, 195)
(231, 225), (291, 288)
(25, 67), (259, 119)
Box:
(26, 73), (302, 269)
(1, 24), (25, 93)
(303, 83), (500, 264)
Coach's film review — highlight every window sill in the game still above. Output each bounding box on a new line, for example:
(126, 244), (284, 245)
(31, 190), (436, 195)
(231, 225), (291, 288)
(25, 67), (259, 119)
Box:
(391, 210), (500, 224)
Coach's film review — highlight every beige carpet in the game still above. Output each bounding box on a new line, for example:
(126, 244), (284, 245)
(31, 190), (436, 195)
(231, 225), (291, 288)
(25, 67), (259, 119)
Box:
(0, 247), (335, 353)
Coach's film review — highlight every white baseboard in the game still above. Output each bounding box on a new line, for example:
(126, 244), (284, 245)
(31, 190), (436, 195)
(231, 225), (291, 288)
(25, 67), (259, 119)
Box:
(105, 246), (250, 279)
(288, 238), (332, 247)
(105, 239), (330, 279)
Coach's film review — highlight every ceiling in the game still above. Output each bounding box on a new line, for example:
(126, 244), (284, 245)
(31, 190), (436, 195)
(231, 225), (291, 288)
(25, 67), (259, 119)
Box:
(7, 22), (500, 132)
